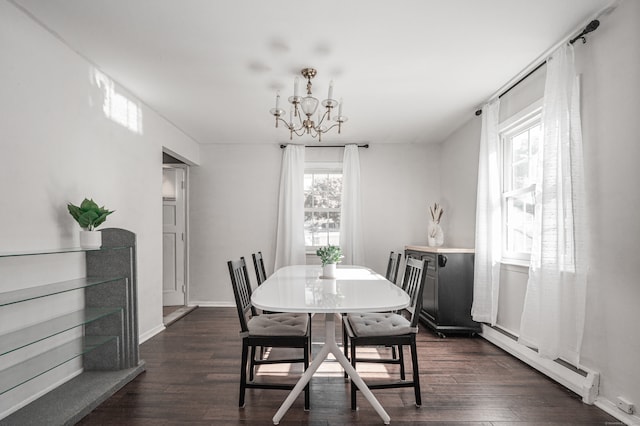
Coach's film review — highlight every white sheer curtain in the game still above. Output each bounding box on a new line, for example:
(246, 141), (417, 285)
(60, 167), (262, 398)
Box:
(274, 145), (306, 270)
(519, 44), (587, 364)
(471, 100), (502, 325)
(339, 144), (364, 265)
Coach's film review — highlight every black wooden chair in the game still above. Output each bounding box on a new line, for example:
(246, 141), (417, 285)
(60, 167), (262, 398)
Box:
(251, 251), (272, 316)
(343, 251), (405, 376)
(227, 257), (310, 409)
(385, 251), (402, 285)
(252, 251), (267, 285)
(343, 257), (428, 409)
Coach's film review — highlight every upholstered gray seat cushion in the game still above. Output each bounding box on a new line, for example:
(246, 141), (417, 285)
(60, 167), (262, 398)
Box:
(248, 313), (309, 336)
(347, 312), (416, 337)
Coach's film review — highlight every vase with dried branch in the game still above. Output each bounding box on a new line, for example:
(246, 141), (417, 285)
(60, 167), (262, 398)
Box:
(428, 202), (444, 247)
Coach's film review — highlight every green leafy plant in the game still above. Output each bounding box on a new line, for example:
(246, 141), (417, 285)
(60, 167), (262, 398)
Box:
(67, 198), (114, 231)
(316, 245), (344, 266)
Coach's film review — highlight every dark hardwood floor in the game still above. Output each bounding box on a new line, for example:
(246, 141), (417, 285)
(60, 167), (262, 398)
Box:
(78, 308), (620, 425)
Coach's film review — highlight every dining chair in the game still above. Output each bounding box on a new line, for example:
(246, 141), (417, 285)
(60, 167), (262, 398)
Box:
(385, 251), (404, 368)
(251, 251), (267, 285)
(251, 251), (272, 317)
(254, 250), (314, 347)
(227, 257), (310, 409)
(343, 251), (405, 377)
(385, 251), (402, 285)
(343, 256), (428, 409)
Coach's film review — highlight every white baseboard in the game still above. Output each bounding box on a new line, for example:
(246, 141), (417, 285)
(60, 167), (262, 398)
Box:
(188, 301), (235, 308)
(595, 398), (640, 425)
(138, 324), (165, 344)
(480, 325), (599, 403)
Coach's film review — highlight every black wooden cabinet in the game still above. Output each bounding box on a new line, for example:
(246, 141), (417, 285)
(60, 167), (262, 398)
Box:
(404, 246), (480, 336)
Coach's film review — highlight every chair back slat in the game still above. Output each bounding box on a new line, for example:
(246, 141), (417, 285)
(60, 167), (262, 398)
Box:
(252, 251), (268, 285)
(227, 257), (256, 333)
(385, 251), (402, 284)
(401, 257), (428, 328)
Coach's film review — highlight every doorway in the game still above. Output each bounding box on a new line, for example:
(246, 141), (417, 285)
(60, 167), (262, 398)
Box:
(162, 154), (193, 325)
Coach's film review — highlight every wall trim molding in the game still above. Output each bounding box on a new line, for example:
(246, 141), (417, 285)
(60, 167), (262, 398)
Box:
(594, 397), (640, 425)
(188, 301), (235, 308)
(139, 324), (165, 344)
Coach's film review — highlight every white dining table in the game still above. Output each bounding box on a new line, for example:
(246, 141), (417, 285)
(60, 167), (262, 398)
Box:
(251, 265), (410, 425)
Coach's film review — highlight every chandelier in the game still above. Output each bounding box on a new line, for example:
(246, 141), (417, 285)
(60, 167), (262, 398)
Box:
(270, 68), (347, 141)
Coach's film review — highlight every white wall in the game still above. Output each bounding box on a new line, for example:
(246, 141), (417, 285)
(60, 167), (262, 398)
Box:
(188, 144), (282, 304)
(360, 144), (441, 274)
(577, 0), (640, 413)
(188, 142), (440, 305)
(437, 0), (640, 418)
(439, 117), (481, 248)
(0, 1), (200, 416)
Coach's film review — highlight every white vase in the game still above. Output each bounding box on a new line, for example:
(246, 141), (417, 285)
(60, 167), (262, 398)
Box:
(323, 279), (337, 294)
(322, 263), (336, 278)
(428, 221), (444, 247)
(80, 230), (102, 249)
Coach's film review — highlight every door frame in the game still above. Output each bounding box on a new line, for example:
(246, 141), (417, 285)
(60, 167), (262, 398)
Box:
(162, 163), (190, 307)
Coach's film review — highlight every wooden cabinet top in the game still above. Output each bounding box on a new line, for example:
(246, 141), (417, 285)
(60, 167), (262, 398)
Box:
(405, 245), (475, 254)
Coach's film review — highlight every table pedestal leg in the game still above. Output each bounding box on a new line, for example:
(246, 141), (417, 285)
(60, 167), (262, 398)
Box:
(272, 313), (390, 425)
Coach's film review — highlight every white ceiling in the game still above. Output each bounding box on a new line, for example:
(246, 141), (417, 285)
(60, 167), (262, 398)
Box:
(13, 0), (610, 145)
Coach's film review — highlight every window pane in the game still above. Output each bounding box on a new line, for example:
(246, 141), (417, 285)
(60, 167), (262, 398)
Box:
(505, 191), (535, 254)
(513, 161), (529, 189)
(315, 174), (342, 209)
(512, 131), (529, 163)
(327, 212), (340, 245)
(304, 174), (314, 208)
(304, 212), (316, 246)
(304, 174), (313, 191)
(502, 115), (541, 260)
(508, 123), (541, 191)
(304, 169), (342, 247)
(530, 125), (541, 154)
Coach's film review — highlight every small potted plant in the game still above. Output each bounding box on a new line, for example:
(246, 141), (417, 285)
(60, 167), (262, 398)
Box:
(316, 245), (343, 278)
(67, 198), (114, 249)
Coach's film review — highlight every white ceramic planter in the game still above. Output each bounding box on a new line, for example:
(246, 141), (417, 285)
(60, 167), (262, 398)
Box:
(80, 230), (102, 249)
(323, 279), (337, 294)
(428, 221), (444, 247)
(322, 263), (336, 279)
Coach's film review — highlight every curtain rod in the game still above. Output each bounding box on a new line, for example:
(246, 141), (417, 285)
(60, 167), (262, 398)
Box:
(280, 144), (369, 149)
(475, 18), (602, 116)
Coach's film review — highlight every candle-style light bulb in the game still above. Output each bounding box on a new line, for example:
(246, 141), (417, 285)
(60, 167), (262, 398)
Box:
(275, 91), (280, 110)
(294, 77), (300, 97)
(338, 98), (343, 117)
(328, 80), (334, 100)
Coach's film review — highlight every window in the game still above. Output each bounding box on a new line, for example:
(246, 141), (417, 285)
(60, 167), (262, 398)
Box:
(304, 163), (342, 249)
(501, 106), (541, 262)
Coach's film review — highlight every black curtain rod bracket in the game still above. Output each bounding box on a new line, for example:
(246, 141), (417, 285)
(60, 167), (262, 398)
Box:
(570, 19), (600, 45)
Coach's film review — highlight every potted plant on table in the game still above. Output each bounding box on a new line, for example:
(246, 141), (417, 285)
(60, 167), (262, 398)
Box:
(316, 245), (343, 279)
(67, 198), (114, 249)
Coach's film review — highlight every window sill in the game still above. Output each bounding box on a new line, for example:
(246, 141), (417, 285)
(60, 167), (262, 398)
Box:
(500, 258), (530, 269)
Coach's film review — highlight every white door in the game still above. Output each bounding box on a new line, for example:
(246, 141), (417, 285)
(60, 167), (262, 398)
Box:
(162, 166), (186, 306)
